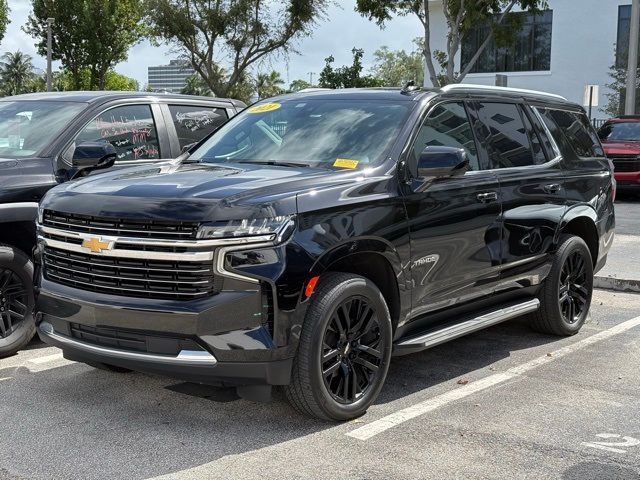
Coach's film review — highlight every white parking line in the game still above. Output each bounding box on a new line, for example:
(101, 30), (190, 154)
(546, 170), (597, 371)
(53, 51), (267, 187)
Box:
(347, 315), (640, 441)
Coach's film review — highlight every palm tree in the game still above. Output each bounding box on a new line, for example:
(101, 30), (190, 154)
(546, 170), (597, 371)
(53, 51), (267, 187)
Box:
(256, 71), (285, 100)
(180, 75), (212, 96)
(0, 51), (35, 96)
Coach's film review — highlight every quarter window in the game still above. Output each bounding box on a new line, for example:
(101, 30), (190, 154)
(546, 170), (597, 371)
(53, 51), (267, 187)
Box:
(537, 108), (604, 158)
(413, 102), (480, 171)
(75, 104), (160, 161)
(168, 105), (228, 149)
(474, 102), (536, 168)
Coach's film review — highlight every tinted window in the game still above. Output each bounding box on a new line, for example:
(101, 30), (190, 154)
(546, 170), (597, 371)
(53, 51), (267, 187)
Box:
(474, 102), (535, 168)
(0, 101), (85, 158)
(413, 102), (479, 170)
(539, 109), (603, 157)
(520, 108), (547, 164)
(168, 105), (228, 149)
(76, 104), (160, 161)
(598, 122), (640, 142)
(190, 100), (410, 169)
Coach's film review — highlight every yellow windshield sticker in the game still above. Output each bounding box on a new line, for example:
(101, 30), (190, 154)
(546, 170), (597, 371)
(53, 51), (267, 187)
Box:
(247, 102), (281, 113)
(333, 158), (359, 169)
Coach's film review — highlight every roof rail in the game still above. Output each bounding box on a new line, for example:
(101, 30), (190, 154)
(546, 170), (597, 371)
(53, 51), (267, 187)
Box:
(440, 83), (567, 101)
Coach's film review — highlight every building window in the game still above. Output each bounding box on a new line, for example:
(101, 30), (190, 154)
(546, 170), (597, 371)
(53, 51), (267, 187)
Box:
(461, 10), (553, 74)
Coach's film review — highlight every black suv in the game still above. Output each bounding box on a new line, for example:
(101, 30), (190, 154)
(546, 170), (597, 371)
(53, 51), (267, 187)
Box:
(34, 86), (615, 421)
(0, 91), (244, 357)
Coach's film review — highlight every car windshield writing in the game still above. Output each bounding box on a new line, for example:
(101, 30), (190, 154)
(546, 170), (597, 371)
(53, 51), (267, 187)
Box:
(0, 101), (86, 158)
(189, 99), (411, 169)
(599, 122), (640, 141)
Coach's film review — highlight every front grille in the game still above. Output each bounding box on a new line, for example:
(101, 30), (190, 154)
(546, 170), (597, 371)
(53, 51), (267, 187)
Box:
(609, 154), (640, 173)
(42, 210), (200, 240)
(69, 323), (203, 355)
(43, 247), (221, 300)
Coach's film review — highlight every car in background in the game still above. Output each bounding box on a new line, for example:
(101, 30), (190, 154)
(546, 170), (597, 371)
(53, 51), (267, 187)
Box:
(0, 91), (245, 358)
(598, 116), (640, 193)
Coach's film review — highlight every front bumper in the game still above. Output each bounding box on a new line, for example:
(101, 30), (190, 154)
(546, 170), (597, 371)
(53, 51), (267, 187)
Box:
(35, 280), (294, 386)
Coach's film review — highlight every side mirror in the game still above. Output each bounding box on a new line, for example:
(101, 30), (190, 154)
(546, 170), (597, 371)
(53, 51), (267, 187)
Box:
(417, 146), (469, 179)
(70, 141), (117, 179)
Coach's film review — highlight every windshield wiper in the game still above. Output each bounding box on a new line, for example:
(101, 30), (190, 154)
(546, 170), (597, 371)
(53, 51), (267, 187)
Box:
(236, 160), (310, 168)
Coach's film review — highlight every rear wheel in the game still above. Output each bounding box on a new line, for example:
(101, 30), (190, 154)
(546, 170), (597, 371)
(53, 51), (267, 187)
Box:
(0, 245), (35, 358)
(530, 235), (593, 336)
(285, 272), (392, 421)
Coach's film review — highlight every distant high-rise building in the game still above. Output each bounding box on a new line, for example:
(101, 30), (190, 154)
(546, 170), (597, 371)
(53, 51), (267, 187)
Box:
(147, 60), (195, 93)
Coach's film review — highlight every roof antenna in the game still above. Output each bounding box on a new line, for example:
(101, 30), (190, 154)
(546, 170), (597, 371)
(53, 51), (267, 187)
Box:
(401, 80), (420, 94)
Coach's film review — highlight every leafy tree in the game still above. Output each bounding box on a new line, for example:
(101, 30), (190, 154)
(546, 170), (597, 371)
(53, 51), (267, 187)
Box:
(145, 0), (329, 98)
(27, 68), (139, 92)
(0, 51), (35, 96)
(356, 0), (548, 87)
(181, 75), (212, 96)
(603, 66), (640, 118)
(256, 71), (285, 99)
(318, 48), (384, 89)
(0, 0), (9, 45)
(289, 79), (312, 92)
(372, 37), (424, 87)
(24, 0), (145, 90)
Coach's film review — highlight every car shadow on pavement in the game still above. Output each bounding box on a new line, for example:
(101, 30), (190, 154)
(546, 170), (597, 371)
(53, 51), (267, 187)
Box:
(0, 315), (569, 480)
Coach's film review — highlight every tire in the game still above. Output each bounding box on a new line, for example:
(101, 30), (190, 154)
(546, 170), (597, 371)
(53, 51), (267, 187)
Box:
(529, 235), (594, 336)
(0, 244), (36, 358)
(284, 272), (393, 421)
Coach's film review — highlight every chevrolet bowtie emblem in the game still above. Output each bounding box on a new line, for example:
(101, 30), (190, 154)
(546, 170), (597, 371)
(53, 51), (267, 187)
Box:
(82, 237), (111, 253)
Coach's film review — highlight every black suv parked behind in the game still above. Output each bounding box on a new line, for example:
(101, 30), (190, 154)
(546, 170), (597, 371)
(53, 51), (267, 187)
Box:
(34, 85), (615, 420)
(0, 92), (245, 357)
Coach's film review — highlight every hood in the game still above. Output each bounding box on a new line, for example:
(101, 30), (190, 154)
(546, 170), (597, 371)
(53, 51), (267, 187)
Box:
(602, 140), (640, 155)
(40, 161), (360, 222)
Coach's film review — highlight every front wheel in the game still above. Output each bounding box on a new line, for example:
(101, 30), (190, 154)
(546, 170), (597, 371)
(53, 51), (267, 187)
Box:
(530, 235), (593, 336)
(285, 272), (393, 421)
(0, 244), (36, 358)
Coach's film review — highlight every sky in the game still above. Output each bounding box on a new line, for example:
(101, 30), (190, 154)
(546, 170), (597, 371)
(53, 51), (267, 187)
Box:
(2, 1), (424, 89)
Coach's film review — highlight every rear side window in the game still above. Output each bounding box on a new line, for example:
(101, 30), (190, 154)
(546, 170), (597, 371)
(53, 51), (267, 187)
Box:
(538, 108), (604, 157)
(168, 105), (228, 149)
(413, 102), (480, 171)
(75, 104), (160, 161)
(473, 102), (536, 168)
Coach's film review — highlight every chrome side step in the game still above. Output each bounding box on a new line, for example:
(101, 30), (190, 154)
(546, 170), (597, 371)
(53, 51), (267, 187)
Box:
(393, 299), (540, 356)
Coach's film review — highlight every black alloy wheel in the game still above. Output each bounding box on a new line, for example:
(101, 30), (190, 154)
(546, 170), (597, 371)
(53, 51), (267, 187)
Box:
(321, 296), (384, 404)
(558, 250), (589, 324)
(0, 267), (28, 339)
(529, 235), (593, 336)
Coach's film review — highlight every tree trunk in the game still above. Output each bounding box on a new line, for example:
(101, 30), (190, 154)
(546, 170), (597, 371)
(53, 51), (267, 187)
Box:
(422, 0), (441, 87)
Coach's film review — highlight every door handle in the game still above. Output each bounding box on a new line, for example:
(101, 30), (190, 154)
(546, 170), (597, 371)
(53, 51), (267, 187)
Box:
(543, 183), (562, 194)
(476, 191), (498, 203)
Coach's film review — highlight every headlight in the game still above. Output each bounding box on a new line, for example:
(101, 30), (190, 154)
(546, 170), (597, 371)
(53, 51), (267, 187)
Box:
(197, 215), (294, 240)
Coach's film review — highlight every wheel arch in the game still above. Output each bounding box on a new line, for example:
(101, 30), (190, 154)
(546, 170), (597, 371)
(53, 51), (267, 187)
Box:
(309, 238), (406, 331)
(558, 206), (599, 266)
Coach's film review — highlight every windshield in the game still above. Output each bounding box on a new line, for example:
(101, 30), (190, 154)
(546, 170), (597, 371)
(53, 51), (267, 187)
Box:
(0, 100), (86, 158)
(189, 99), (411, 169)
(598, 121), (640, 142)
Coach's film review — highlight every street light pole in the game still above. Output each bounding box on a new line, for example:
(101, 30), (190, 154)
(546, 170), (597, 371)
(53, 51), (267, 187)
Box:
(625, 0), (640, 114)
(46, 17), (55, 92)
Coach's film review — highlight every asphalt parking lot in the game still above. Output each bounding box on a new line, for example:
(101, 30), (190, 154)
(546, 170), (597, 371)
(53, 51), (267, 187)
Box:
(1, 288), (640, 480)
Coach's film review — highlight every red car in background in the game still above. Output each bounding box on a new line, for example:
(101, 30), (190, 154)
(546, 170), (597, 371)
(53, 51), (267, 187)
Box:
(598, 116), (640, 193)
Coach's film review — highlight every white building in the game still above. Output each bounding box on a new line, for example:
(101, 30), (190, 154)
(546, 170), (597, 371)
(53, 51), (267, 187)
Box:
(428, 0), (632, 119)
(147, 60), (195, 93)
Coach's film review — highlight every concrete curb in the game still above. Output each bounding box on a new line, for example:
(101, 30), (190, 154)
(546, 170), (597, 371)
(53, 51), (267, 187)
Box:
(594, 276), (640, 294)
